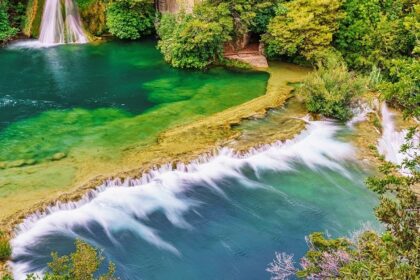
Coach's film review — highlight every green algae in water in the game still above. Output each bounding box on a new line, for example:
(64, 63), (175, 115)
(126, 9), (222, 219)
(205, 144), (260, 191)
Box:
(0, 41), (268, 163)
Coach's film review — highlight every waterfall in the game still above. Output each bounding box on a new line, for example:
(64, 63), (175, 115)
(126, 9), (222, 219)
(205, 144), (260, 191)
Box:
(39, 0), (88, 45)
(378, 103), (418, 173)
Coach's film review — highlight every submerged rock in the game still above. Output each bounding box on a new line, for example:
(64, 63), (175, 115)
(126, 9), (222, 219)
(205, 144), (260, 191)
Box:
(51, 152), (67, 161)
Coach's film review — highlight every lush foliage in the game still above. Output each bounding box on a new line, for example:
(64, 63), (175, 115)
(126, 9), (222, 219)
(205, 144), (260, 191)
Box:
(106, 0), (154, 40)
(335, 0), (418, 71)
(263, 0), (344, 61)
(298, 57), (366, 121)
(379, 58), (420, 118)
(157, 3), (234, 69)
(156, 0), (277, 69)
(0, 0), (17, 43)
(24, 240), (117, 280)
(267, 128), (420, 279)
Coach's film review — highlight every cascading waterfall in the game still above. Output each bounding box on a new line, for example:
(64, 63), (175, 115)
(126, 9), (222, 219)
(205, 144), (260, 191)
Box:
(39, 0), (87, 45)
(377, 103), (418, 172)
(9, 120), (379, 279)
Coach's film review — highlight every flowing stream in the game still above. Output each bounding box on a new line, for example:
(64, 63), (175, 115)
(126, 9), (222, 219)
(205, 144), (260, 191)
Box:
(10, 120), (378, 279)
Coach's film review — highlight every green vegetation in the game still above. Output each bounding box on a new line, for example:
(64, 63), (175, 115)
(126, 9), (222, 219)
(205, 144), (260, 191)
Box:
(0, 231), (11, 261)
(298, 57), (366, 121)
(156, 0), (277, 69)
(78, 0), (107, 36)
(157, 4), (233, 69)
(379, 58), (420, 117)
(335, 0), (418, 71)
(0, 0), (17, 43)
(23, 240), (117, 280)
(263, 0), (344, 62)
(298, 130), (419, 279)
(106, 0), (155, 40)
(267, 129), (419, 279)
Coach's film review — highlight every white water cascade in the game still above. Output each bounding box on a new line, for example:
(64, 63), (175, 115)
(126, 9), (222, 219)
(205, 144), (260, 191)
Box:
(11, 120), (357, 279)
(38, 0), (88, 45)
(378, 103), (418, 173)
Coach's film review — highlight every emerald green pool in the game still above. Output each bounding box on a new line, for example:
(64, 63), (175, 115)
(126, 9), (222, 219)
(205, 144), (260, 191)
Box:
(0, 40), (268, 165)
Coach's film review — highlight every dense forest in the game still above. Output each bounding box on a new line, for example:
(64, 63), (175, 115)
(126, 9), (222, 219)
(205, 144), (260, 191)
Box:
(0, 0), (418, 279)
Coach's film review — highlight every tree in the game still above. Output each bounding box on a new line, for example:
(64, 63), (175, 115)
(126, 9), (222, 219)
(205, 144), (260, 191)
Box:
(262, 0), (344, 62)
(106, 0), (155, 40)
(267, 127), (419, 279)
(297, 56), (367, 121)
(335, 0), (418, 71)
(25, 240), (118, 280)
(156, 0), (278, 69)
(157, 2), (234, 69)
(0, 0), (17, 43)
(379, 58), (420, 118)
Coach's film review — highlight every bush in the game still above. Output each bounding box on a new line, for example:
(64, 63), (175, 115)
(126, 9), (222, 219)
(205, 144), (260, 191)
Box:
(157, 3), (233, 69)
(298, 56), (367, 121)
(334, 0), (417, 71)
(0, 0), (17, 43)
(268, 130), (420, 279)
(106, 0), (155, 40)
(379, 58), (420, 118)
(0, 231), (11, 261)
(262, 0), (344, 62)
(24, 239), (117, 280)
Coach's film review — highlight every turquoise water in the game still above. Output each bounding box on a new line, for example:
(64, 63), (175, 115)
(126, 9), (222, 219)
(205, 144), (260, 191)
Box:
(0, 40), (268, 163)
(11, 121), (379, 280)
(0, 40), (268, 213)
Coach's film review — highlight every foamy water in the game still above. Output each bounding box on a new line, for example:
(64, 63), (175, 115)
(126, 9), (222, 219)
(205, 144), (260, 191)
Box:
(8, 0), (87, 49)
(378, 103), (419, 173)
(9, 120), (364, 279)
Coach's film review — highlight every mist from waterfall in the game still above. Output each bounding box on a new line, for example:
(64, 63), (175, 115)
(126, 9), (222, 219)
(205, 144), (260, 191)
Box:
(39, 0), (88, 45)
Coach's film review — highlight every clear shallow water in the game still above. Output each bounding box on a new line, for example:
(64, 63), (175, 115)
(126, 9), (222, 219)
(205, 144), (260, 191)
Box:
(0, 40), (268, 163)
(11, 121), (379, 280)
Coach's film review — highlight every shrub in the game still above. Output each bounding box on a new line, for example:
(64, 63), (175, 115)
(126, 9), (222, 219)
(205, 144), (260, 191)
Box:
(262, 0), (344, 62)
(379, 58), (420, 118)
(298, 56), (367, 121)
(0, 231), (11, 261)
(157, 3), (233, 69)
(268, 128), (420, 279)
(0, 0), (17, 43)
(106, 0), (155, 40)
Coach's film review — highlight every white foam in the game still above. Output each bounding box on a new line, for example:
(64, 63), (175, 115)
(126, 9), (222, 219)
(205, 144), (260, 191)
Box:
(10, 120), (356, 279)
(8, 0), (87, 49)
(377, 103), (419, 173)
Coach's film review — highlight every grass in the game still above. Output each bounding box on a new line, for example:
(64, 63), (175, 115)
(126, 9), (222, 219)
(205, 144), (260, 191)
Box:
(0, 232), (11, 261)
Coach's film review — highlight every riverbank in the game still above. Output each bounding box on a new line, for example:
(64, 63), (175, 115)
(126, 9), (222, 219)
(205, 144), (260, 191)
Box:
(0, 62), (309, 239)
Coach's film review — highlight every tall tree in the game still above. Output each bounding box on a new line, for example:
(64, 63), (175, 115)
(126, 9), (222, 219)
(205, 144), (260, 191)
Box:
(262, 0), (344, 62)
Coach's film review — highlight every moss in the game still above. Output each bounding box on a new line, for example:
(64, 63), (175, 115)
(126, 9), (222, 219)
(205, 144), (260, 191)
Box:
(79, 0), (107, 36)
(23, 0), (44, 37)
(0, 232), (11, 262)
(222, 58), (252, 70)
